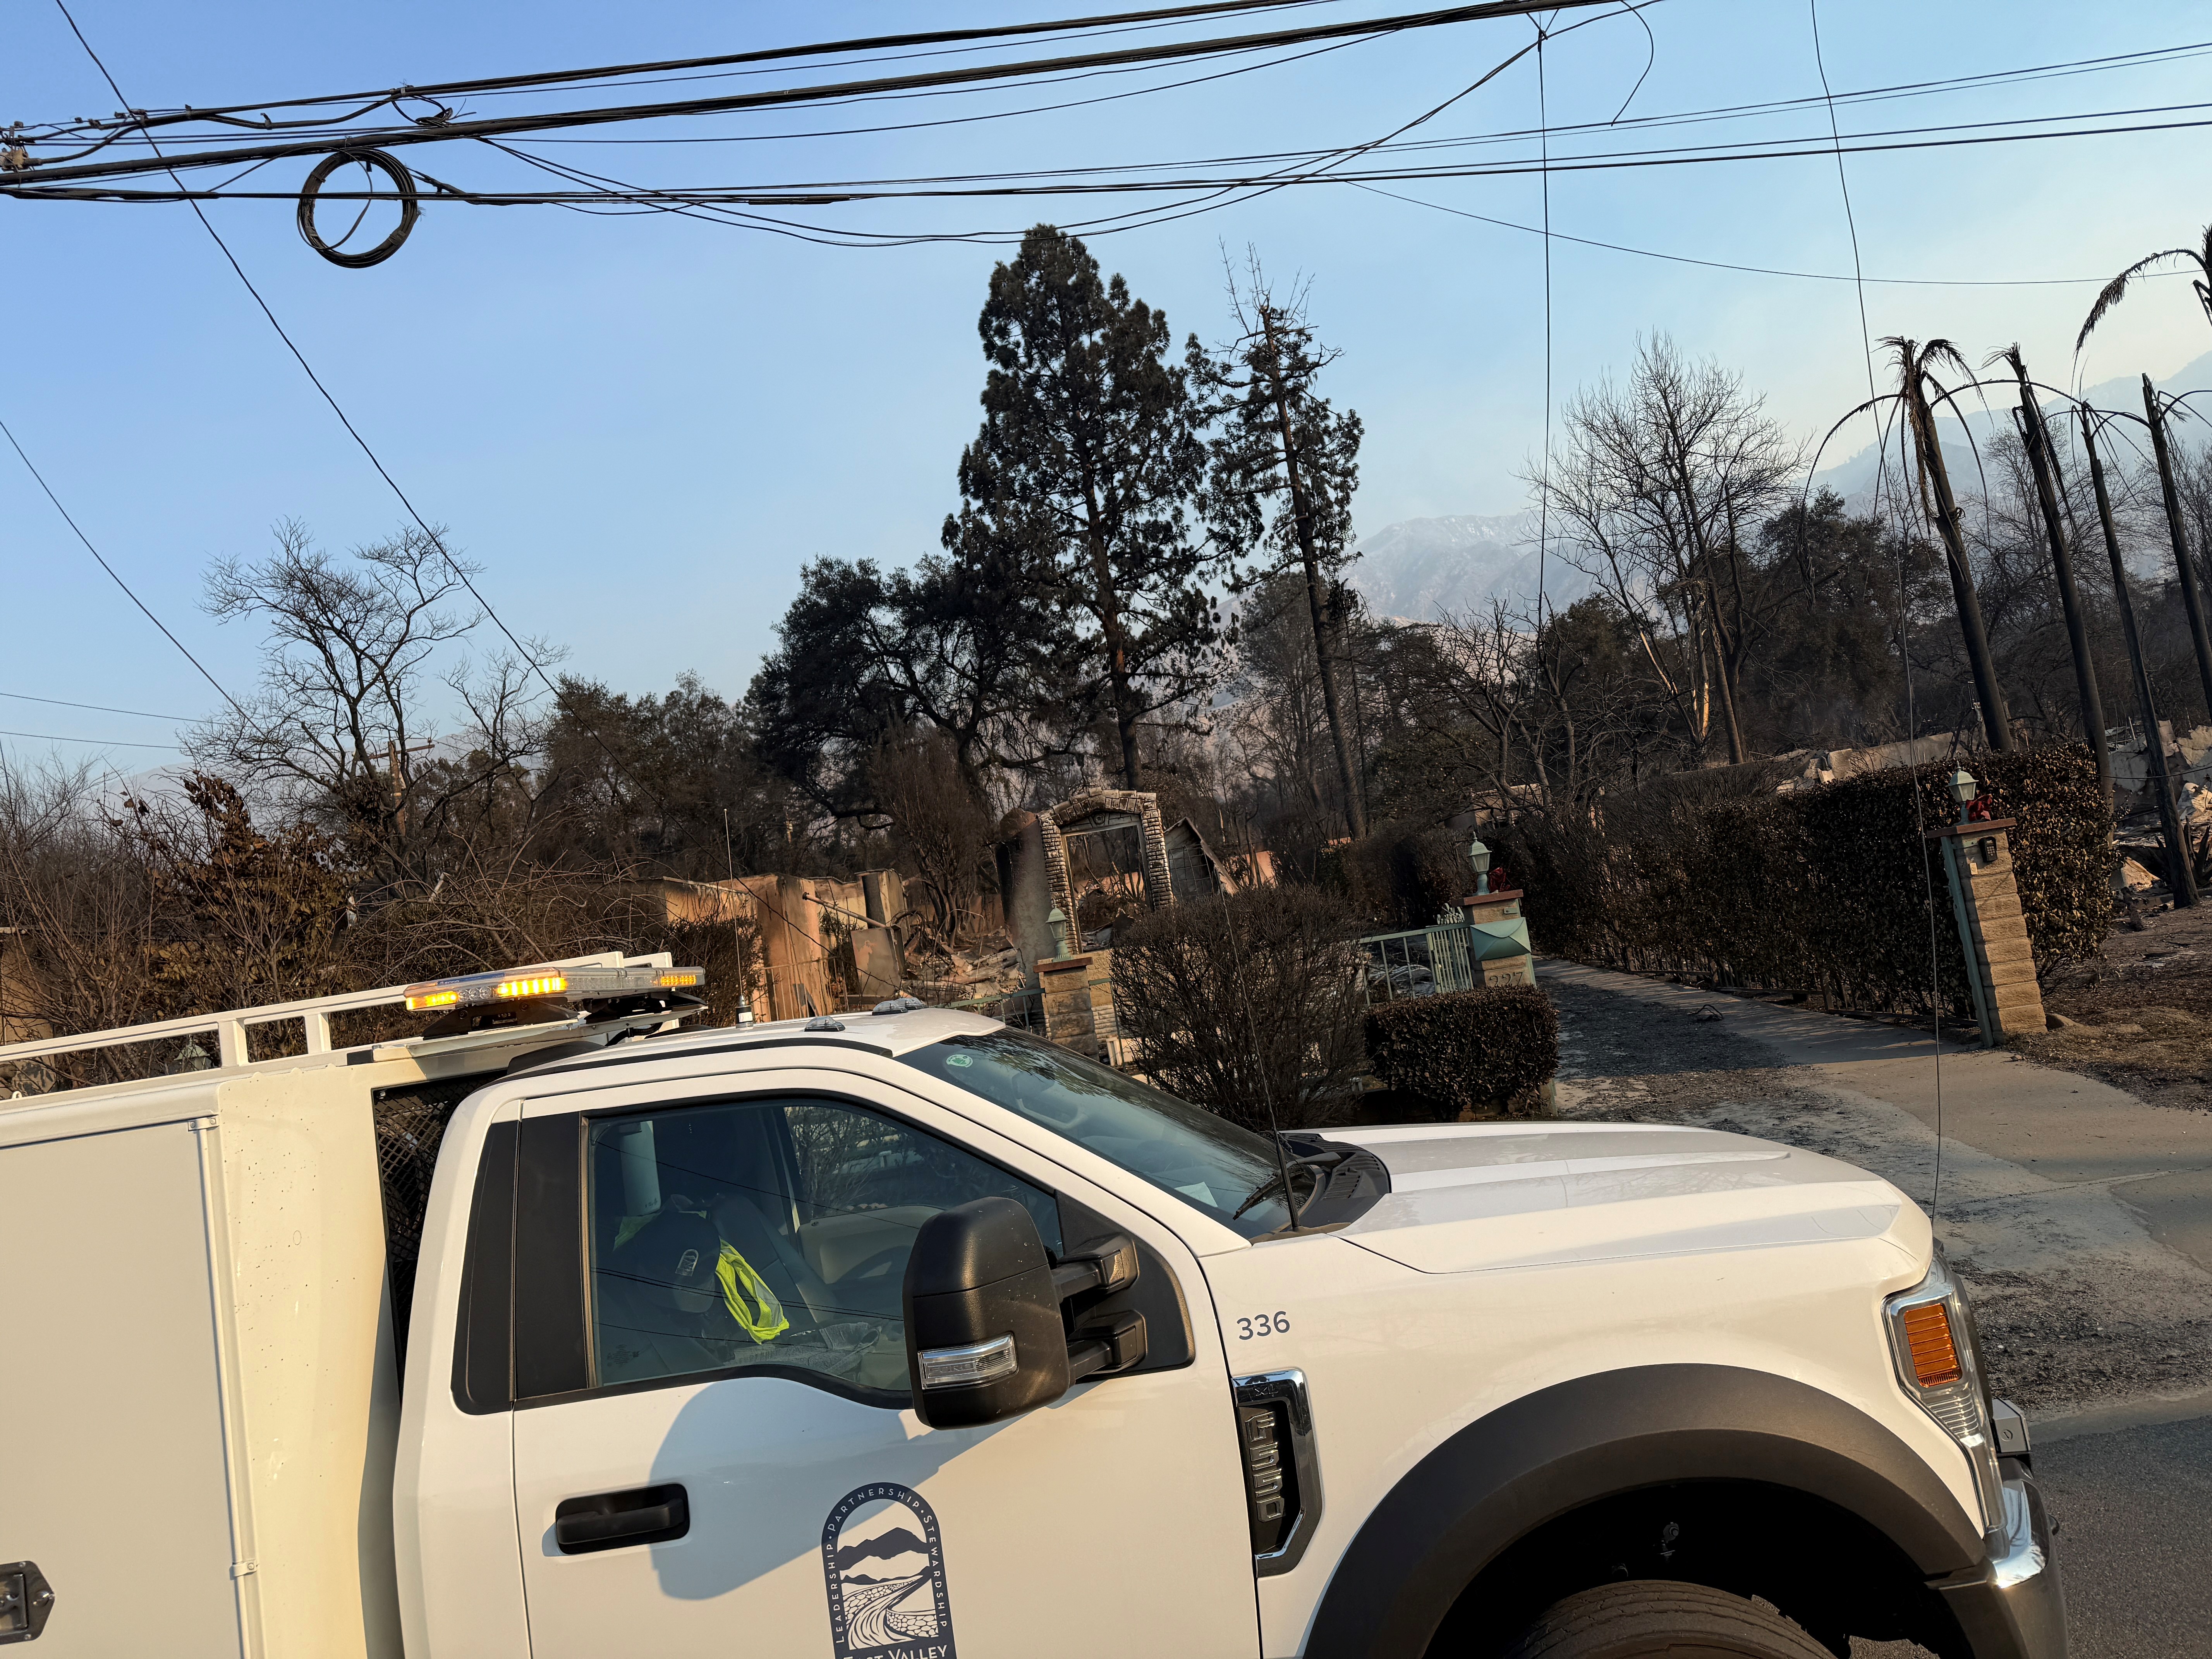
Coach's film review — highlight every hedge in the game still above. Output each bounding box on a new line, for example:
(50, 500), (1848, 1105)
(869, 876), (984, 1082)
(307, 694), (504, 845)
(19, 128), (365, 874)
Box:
(1363, 985), (1560, 1120)
(1496, 744), (2112, 1016)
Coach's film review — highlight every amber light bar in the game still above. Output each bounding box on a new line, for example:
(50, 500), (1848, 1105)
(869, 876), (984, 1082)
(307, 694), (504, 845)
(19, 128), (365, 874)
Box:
(1898, 1302), (1963, 1388)
(403, 962), (705, 1014)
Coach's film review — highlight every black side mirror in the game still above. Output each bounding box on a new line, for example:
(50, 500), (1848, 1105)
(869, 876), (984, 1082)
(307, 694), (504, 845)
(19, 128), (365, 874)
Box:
(903, 1197), (1071, 1429)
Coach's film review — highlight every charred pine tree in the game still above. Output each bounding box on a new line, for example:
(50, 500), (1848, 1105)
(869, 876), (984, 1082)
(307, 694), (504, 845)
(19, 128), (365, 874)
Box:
(950, 225), (1216, 791)
(1194, 270), (1367, 835)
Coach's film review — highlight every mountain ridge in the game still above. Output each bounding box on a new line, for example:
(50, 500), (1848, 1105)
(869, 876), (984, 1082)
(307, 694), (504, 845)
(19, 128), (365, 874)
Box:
(1345, 510), (1595, 623)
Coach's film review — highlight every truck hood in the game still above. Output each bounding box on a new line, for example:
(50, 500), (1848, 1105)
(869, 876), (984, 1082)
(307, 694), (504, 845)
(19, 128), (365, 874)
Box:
(1329, 1121), (1907, 1274)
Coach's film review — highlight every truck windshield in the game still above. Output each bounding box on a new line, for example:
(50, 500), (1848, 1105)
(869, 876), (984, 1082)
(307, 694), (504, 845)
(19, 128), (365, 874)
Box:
(896, 1028), (1304, 1239)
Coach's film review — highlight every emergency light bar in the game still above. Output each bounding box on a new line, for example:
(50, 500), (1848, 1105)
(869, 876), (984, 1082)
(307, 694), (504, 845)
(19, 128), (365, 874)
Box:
(404, 963), (704, 1013)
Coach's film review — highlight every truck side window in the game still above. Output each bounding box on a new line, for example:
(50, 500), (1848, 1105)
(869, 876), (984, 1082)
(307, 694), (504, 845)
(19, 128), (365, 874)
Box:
(584, 1096), (1061, 1400)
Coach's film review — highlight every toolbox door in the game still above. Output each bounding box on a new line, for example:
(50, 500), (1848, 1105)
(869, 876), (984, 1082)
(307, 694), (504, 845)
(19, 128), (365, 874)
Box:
(0, 1118), (249, 1657)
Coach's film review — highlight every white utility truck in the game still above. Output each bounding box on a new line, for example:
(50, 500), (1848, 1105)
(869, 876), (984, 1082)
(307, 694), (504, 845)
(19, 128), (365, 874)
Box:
(0, 957), (2062, 1659)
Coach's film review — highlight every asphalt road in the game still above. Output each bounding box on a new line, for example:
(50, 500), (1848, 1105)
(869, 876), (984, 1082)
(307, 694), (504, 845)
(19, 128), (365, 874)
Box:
(2035, 1410), (2212, 1658)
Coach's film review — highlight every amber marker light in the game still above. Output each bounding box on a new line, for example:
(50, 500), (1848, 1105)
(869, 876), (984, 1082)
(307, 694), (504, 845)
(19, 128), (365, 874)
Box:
(495, 974), (567, 1000)
(1899, 1302), (1963, 1388)
(406, 989), (461, 1011)
(657, 970), (702, 988)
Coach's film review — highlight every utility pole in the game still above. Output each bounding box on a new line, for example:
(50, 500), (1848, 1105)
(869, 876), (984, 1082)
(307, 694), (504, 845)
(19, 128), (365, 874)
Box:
(1905, 353), (2013, 750)
(2144, 374), (2212, 726)
(2081, 408), (2196, 907)
(2008, 357), (2108, 799)
(1257, 303), (1366, 837)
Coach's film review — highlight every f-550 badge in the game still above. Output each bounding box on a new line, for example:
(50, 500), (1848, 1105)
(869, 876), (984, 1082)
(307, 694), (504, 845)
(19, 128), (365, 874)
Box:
(821, 1482), (955, 1659)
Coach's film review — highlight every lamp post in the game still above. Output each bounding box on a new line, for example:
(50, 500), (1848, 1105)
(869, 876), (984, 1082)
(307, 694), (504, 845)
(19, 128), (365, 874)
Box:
(1456, 833), (1533, 989)
(1046, 905), (1070, 960)
(1948, 769), (1977, 827)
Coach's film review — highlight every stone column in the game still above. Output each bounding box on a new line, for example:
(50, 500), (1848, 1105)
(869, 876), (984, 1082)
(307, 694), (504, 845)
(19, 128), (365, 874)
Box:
(1137, 797), (1173, 910)
(1924, 818), (2045, 1045)
(1038, 953), (1102, 1060)
(1083, 948), (1119, 1060)
(1038, 813), (1075, 927)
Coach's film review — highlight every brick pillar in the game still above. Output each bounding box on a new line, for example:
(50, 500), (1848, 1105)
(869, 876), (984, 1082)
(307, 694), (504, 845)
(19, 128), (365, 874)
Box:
(1925, 818), (2045, 1045)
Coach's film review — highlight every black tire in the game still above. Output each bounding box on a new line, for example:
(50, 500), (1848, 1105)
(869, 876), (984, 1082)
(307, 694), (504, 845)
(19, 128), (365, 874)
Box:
(1499, 1581), (1836, 1659)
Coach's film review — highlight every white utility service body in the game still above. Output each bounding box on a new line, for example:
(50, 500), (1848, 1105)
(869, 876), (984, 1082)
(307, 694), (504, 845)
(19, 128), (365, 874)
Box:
(0, 982), (2063, 1659)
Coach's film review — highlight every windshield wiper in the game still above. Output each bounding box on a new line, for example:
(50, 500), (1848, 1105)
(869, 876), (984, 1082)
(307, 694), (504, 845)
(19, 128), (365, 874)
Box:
(1231, 1148), (1339, 1221)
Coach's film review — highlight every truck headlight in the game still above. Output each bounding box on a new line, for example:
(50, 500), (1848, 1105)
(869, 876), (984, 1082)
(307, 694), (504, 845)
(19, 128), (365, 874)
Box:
(1885, 1247), (2004, 1544)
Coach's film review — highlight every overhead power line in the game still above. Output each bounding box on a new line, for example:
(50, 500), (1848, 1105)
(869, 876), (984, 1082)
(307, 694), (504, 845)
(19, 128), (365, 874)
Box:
(47, 4), (574, 705)
(0, 412), (253, 726)
(3, 0), (1625, 190)
(0, 726), (180, 751)
(30, 100), (2212, 254)
(38, 0), (1337, 128)
(0, 688), (175, 720)
(481, 34), (2212, 150)
(1350, 181), (2199, 287)
(45, 32), (2212, 159)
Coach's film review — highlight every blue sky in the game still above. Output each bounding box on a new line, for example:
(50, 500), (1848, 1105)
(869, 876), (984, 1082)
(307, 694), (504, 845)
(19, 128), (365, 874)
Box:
(5, 0), (2211, 769)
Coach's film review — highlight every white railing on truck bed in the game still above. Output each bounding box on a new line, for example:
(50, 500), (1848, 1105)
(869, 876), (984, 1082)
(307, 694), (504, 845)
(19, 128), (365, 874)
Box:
(0, 949), (671, 1076)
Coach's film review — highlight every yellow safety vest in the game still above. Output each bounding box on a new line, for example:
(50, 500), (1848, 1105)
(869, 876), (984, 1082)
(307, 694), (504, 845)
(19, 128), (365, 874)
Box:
(716, 1242), (790, 1343)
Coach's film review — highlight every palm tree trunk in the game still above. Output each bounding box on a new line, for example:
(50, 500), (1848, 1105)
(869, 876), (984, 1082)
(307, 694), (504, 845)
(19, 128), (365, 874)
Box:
(2144, 375), (2212, 726)
(2084, 410), (2196, 905)
(2015, 380), (2109, 799)
(1908, 378), (2014, 751)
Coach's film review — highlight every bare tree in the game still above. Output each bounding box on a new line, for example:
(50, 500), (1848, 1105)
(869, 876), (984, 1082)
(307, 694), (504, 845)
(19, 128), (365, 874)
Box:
(191, 520), (558, 888)
(1224, 570), (1340, 824)
(1400, 602), (1542, 809)
(0, 761), (159, 1081)
(1530, 336), (1802, 763)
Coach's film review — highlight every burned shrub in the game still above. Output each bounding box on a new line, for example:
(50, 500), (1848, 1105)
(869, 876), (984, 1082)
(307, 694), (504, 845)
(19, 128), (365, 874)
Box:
(1110, 885), (1365, 1130)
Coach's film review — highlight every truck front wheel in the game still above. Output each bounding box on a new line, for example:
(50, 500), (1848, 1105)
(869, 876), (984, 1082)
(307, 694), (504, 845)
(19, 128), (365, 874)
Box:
(1499, 1581), (1836, 1659)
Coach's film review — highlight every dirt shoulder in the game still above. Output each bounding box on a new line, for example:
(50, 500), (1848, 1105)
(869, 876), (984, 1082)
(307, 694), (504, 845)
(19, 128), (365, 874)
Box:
(2026, 902), (2212, 1113)
(1546, 967), (2212, 1419)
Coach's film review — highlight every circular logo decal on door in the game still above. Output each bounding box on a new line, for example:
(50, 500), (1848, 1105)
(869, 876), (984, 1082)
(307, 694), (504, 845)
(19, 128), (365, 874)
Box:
(820, 1483), (956, 1659)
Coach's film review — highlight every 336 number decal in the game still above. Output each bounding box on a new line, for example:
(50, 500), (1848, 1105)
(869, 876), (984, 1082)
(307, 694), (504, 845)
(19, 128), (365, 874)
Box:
(1235, 1311), (1290, 1340)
